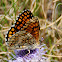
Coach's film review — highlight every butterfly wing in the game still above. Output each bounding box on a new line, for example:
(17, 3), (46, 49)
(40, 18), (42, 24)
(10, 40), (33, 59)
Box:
(7, 30), (36, 50)
(5, 10), (40, 50)
(6, 17), (40, 50)
(25, 16), (40, 42)
(5, 10), (33, 42)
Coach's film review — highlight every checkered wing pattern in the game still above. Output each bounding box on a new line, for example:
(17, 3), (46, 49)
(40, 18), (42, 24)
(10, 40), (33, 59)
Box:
(6, 10), (33, 42)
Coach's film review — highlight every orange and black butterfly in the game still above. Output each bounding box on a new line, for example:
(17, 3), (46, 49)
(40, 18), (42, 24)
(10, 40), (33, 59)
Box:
(5, 10), (40, 50)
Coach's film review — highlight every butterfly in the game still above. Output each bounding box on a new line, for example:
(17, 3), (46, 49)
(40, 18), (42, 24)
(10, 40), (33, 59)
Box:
(5, 10), (40, 50)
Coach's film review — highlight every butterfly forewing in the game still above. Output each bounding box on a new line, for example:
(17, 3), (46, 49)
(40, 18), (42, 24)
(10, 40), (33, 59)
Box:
(6, 10), (33, 42)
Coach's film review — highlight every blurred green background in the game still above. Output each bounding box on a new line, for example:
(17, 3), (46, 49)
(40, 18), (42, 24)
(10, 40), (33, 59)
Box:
(0, 0), (62, 62)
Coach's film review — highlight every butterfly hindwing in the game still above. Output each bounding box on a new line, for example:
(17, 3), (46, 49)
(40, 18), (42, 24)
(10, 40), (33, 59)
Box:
(7, 30), (36, 50)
